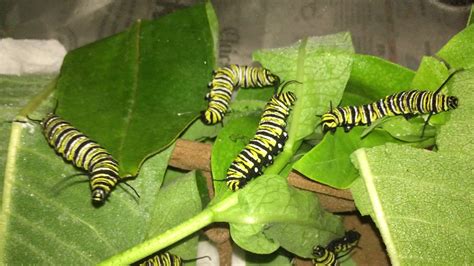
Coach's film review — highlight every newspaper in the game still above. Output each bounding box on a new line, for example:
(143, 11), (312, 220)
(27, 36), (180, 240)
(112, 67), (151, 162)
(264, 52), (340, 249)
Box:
(0, 0), (470, 68)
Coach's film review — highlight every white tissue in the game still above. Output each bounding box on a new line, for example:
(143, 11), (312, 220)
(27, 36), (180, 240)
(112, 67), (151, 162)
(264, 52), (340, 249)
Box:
(0, 38), (66, 75)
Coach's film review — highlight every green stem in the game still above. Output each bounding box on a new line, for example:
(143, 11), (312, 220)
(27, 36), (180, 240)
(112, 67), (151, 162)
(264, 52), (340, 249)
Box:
(265, 38), (307, 175)
(98, 192), (239, 265)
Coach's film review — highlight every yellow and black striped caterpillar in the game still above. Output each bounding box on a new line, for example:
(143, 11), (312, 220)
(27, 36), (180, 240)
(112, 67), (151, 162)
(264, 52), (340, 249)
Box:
(321, 73), (459, 134)
(201, 64), (280, 125)
(134, 252), (210, 266)
(41, 113), (122, 204)
(226, 86), (297, 191)
(312, 230), (361, 266)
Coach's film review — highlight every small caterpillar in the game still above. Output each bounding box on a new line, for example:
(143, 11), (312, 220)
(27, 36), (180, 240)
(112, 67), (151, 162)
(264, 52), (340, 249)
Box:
(201, 64), (280, 125)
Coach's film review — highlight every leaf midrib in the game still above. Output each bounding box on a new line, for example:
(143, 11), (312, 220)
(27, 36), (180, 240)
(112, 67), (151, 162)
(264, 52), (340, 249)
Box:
(117, 21), (142, 171)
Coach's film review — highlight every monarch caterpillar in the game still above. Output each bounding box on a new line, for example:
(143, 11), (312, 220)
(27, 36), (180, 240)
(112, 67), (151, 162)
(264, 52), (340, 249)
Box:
(134, 251), (210, 266)
(40, 113), (122, 204)
(321, 70), (459, 134)
(226, 84), (297, 191)
(312, 230), (361, 266)
(201, 64), (280, 125)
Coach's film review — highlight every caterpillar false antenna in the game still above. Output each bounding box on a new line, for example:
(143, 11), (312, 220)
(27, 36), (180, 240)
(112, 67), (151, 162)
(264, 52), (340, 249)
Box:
(275, 79), (302, 96)
(119, 177), (141, 200)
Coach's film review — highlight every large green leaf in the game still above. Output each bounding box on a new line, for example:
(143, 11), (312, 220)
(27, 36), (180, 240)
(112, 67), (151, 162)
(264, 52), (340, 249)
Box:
(350, 68), (473, 265)
(54, 2), (216, 177)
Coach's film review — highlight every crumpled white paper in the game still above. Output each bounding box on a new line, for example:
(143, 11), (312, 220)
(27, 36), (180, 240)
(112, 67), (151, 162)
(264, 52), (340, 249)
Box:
(0, 38), (66, 75)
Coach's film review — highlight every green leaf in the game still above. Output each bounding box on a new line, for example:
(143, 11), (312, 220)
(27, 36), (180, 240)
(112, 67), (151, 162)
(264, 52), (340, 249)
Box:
(350, 69), (474, 265)
(180, 119), (221, 142)
(437, 24), (474, 69)
(0, 75), (54, 200)
(235, 87), (274, 102)
(379, 116), (435, 143)
(342, 54), (415, 106)
(54, 3), (216, 177)
(293, 127), (403, 188)
(411, 56), (450, 90)
(230, 223), (279, 254)
(436, 70), (473, 153)
(214, 174), (344, 257)
(229, 99), (268, 116)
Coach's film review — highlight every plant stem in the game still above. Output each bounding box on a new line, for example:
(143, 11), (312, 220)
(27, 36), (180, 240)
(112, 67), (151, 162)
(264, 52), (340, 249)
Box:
(98, 191), (239, 265)
(265, 38), (307, 176)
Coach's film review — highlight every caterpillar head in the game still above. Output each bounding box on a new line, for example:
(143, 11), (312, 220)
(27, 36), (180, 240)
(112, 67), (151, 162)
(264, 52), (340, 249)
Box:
(312, 245), (326, 257)
(265, 69), (280, 86)
(447, 96), (459, 110)
(92, 188), (106, 205)
(321, 113), (338, 133)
